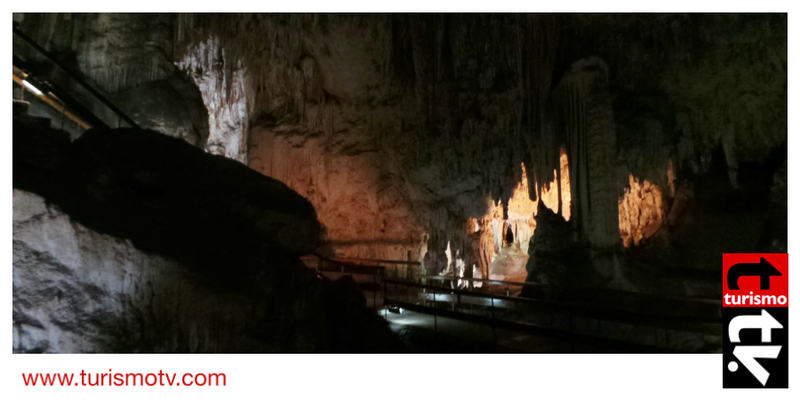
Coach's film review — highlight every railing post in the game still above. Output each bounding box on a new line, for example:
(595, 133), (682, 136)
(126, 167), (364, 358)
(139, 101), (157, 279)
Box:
(491, 297), (497, 347)
(452, 263), (457, 290)
(420, 278), (425, 306)
(383, 280), (388, 320)
(60, 100), (66, 131)
(569, 306), (575, 352)
(433, 286), (438, 336)
(373, 267), (378, 313)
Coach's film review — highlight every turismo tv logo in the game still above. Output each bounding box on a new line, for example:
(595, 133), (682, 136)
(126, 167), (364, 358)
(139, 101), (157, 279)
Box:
(723, 254), (788, 388)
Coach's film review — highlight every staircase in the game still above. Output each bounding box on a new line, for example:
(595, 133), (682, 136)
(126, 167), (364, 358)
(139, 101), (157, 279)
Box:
(13, 25), (139, 140)
(13, 100), (52, 129)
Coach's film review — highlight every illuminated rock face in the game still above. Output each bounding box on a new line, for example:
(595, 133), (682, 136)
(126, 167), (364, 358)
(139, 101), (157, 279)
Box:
(467, 158), (571, 282)
(619, 175), (664, 248)
(538, 150), (572, 222)
(506, 163), (539, 255)
(248, 121), (424, 265)
(177, 39), (249, 162)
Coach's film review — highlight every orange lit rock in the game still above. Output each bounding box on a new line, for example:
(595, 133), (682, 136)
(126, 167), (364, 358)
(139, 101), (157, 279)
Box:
(539, 150), (571, 221)
(472, 157), (572, 282)
(619, 175), (664, 247)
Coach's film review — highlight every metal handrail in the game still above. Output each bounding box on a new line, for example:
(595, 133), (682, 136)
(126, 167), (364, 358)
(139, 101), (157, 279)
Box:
(13, 27), (140, 129)
(310, 253), (386, 272)
(13, 70), (91, 129)
(382, 297), (685, 353)
(416, 274), (544, 288)
(414, 274), (721, 305)
(383, 278), (722, 324)
(307, 253), (385, 312)
(382, 278), (719, 352)
(323, 257), (420, 266)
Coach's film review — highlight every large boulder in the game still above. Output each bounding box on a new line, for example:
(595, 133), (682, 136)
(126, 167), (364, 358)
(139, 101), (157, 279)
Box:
(13, 189), (266, 353)
(13, 118), (403, 352)
(13, 189), (402, 352)
(14, 119), (321, 283)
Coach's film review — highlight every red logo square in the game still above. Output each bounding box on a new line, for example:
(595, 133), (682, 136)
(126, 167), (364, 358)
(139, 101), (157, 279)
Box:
(723, 253), (788, 307)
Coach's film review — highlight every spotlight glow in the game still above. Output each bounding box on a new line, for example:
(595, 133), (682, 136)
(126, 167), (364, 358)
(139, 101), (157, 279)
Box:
(21, 80), (43, 96)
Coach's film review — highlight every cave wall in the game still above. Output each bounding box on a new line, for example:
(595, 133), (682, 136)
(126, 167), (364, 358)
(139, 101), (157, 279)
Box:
(13, 190), (260, 353)
(170, 13), (786, 280)
(248, 123), (423, 263)
(15, 12), (787, 285)
(15, 13), (211, 149)
(177, 38), (249, 161)
(170, 14), (562, 267)
(16, 13), (174, 93)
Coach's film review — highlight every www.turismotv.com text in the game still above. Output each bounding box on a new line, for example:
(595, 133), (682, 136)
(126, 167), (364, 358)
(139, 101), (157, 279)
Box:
(22, 370), (226, 387)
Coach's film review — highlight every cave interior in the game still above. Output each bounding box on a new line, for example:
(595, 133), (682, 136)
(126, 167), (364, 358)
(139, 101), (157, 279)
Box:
(11, 13), (787, 353)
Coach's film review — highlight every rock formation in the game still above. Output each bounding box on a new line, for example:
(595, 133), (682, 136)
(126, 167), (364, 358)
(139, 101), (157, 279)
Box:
(13, 117), (402, 352)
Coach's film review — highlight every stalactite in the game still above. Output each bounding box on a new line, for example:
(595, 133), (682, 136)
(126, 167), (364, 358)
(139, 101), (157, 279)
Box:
(176, 38), (248, 163)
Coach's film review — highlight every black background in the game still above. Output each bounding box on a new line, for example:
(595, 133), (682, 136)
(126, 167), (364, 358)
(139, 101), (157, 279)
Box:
(723, 307), (789, 388)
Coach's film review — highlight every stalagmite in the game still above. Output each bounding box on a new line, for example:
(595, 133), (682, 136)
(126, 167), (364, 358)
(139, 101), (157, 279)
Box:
(551, 57), (620, 249)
